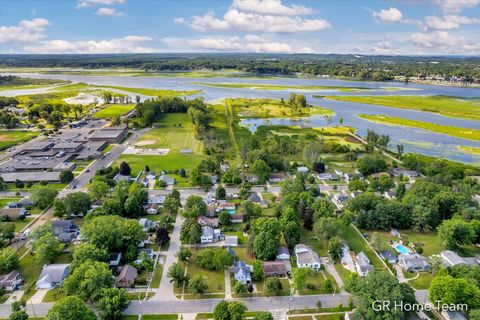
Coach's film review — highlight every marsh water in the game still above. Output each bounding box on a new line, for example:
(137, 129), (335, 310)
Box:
(1, 71), (480, 164)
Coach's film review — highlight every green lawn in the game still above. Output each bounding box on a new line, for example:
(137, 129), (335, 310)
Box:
(300, 227), (329, 256)
(408, 272), (434, 290)
(0, 131), (39, 150)
(150, 259), (163, 288)
(42, 287), (66, 302)
(93, 104), (135, 119)
(97, 85), (200, 97)
(344, 225), (385, 270)
(232, 247), (255, 264)
(299, 271), (338, 295)
(314, 314), (347, 320)
(0, 197), (21, 208)
(334, 263), (352, 283)
(121, 315), (178, 320)
(175, 249), (225, 296)
(139, 114), (204, 153)
(359, 114), (480, 141)
(0, 77), (69, 91)
(325, 95), (480, 120)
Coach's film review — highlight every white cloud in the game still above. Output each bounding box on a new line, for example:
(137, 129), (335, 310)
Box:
(189, 9), (330, 33)
(0, 18), (51, 43)
(77, 0), (124, 9)
(372, 41), (400, 54)
(230, 0), (313, 16)
(372, 7), (403, 23)
(23, 35), (154, 53)
(410, 30), (480, 53)
(173, 17), (187, 24)
(424, 14), (480, 30)
(188, 35), (313, 53)
(96, 7), (124, 16)
(435, 0), (480, 13)
(191, 11), (230, 31)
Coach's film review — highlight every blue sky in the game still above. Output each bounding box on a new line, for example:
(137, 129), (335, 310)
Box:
(1, 0), (479, 55)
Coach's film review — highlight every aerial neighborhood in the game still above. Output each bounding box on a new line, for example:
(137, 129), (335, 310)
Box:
(0, 3), (480, 318)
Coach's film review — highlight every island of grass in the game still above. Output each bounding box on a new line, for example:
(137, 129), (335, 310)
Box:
(358, 114), (480, 141)
(0, 130), (39, 150)
(196, 82), (373, 92)
(93, 104), (136, 119)
(0, 76), (70, 91)
(222, 97), (333, 118)
(96, 85), (201, 97)
(325, 95), (480, 120)
(458, 146), (480, 156)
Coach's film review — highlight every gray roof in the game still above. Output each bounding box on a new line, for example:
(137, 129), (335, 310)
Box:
(380, 250), (397, 261)
(399, 254), (429, 268)
(234, 261), (251, 276)
(38, 264), (70, 284)
(0, 171), (61, 183)
(441, 250), (466, 266)
(277, 246), (290, 256)
(202, 226), (214, 237)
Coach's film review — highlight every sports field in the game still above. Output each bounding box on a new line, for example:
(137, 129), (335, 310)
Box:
(93, 104), (135, 119)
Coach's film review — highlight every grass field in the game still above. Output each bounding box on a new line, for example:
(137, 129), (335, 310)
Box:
(150, 259), (164, 288)
(224, 98), (333, 118)
(458, 145), (480, 155)
(139, 114), (204, 153)
(93, 104), (135, 119)
(0, 78), (69, 91)
(115, 153), (206, 176)
(299, 271), (338, 295)
(325, 95), (480, 120)
(359, 114), (480, 141)
(300, 227), (329, 256)
(408, 272), (434, 290)
(196, 82), (373, 92)
(121, 315), (178, 320)
(0, 131), (39, 149)
(97, 85), (200, 97)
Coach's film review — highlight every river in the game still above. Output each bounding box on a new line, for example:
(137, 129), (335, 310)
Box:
(1, 71), (479, 164)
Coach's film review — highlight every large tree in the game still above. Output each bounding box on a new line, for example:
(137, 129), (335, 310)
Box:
(0, 247), (18, 273)
(31, 187), (58, 210)
(430, 275), (480, 309)
(46, 296), (96, 320)
(97, 288), (130, 320)
(167, 263), (187, 287)
(32, 232), (61, 264)
(356, 155), (387, 176)
(438, 219), (475, 250)
(63, 261), (114, 302)
(71, 243), (108, 269)
(64, 192), (91, 216)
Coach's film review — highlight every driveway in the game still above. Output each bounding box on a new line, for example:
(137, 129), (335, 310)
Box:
(152, 213), (184, 301)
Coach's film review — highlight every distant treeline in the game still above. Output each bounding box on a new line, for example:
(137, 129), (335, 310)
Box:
(1, 53), (480, 80)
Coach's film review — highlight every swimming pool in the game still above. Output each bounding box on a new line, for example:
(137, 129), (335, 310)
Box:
(395, 245), (410, 255)
(227, 209), (236, 214)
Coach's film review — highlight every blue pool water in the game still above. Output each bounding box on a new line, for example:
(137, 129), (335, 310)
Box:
(227, 209), (236, 214)
(395, 245), (410, 255)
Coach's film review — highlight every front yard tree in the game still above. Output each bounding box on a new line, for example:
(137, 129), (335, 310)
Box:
(216, 185), (226, 200)
(251, 218), (281, 260)
(167, 263), (187, 287)
(344, 271), (416, 320)
(430, 275), (480, 309)
(184, 195), (207, 218)
(64, 192), (92, 216)
(31, 186), (58, 210)
(328, 236), (343, 260)
(89, 180), (110, 202)
(233, 282), (248, 295)
(213, 301), (248, 320)
(180, 219), (201, 244)
(438, 219), (475, 250)
(188, 274), (208, 294)
(59, 170), (74, 184)
(292, 268), (308, 291)
(46, 296), (96, 320)
(33, 233), (61, 264)
(251, 260), (264, 281)
(356, 155), (387, 176)
(219, 211), (232, 226)
(313, 217), (341, 241)
(9, 300), (28, 320)
(156, 227), (170, 246)
(0, 222), (15, 244)
(0, 247), (19, 273)
(251, 159), (271, 183)
(63, 261), (114, 302)
(72, 243), (108, 269)
(178, 247), (192, 262)
(265, 277), (282, 296)
(163, 195), (180, 217)
(97, 288), (130, 320)
(53, 200), (67, 218)
(119, 161), (131, 176)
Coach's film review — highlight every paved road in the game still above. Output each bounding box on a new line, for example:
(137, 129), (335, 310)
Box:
(152, 212), (184, 301)
(0, 293), (352, 317)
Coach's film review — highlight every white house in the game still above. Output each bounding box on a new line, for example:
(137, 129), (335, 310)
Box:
(398, 254), (430, 272)
(139, 218), (156, 232)
(36, 264), (71, 289)
(355, 252), (374, 277)
(200, 226), (223, 243)
(233, 261), (252, 284)
(297, 166), (309, 174)
(158, 174), (175, 186)
(294, 244), (321, 270)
